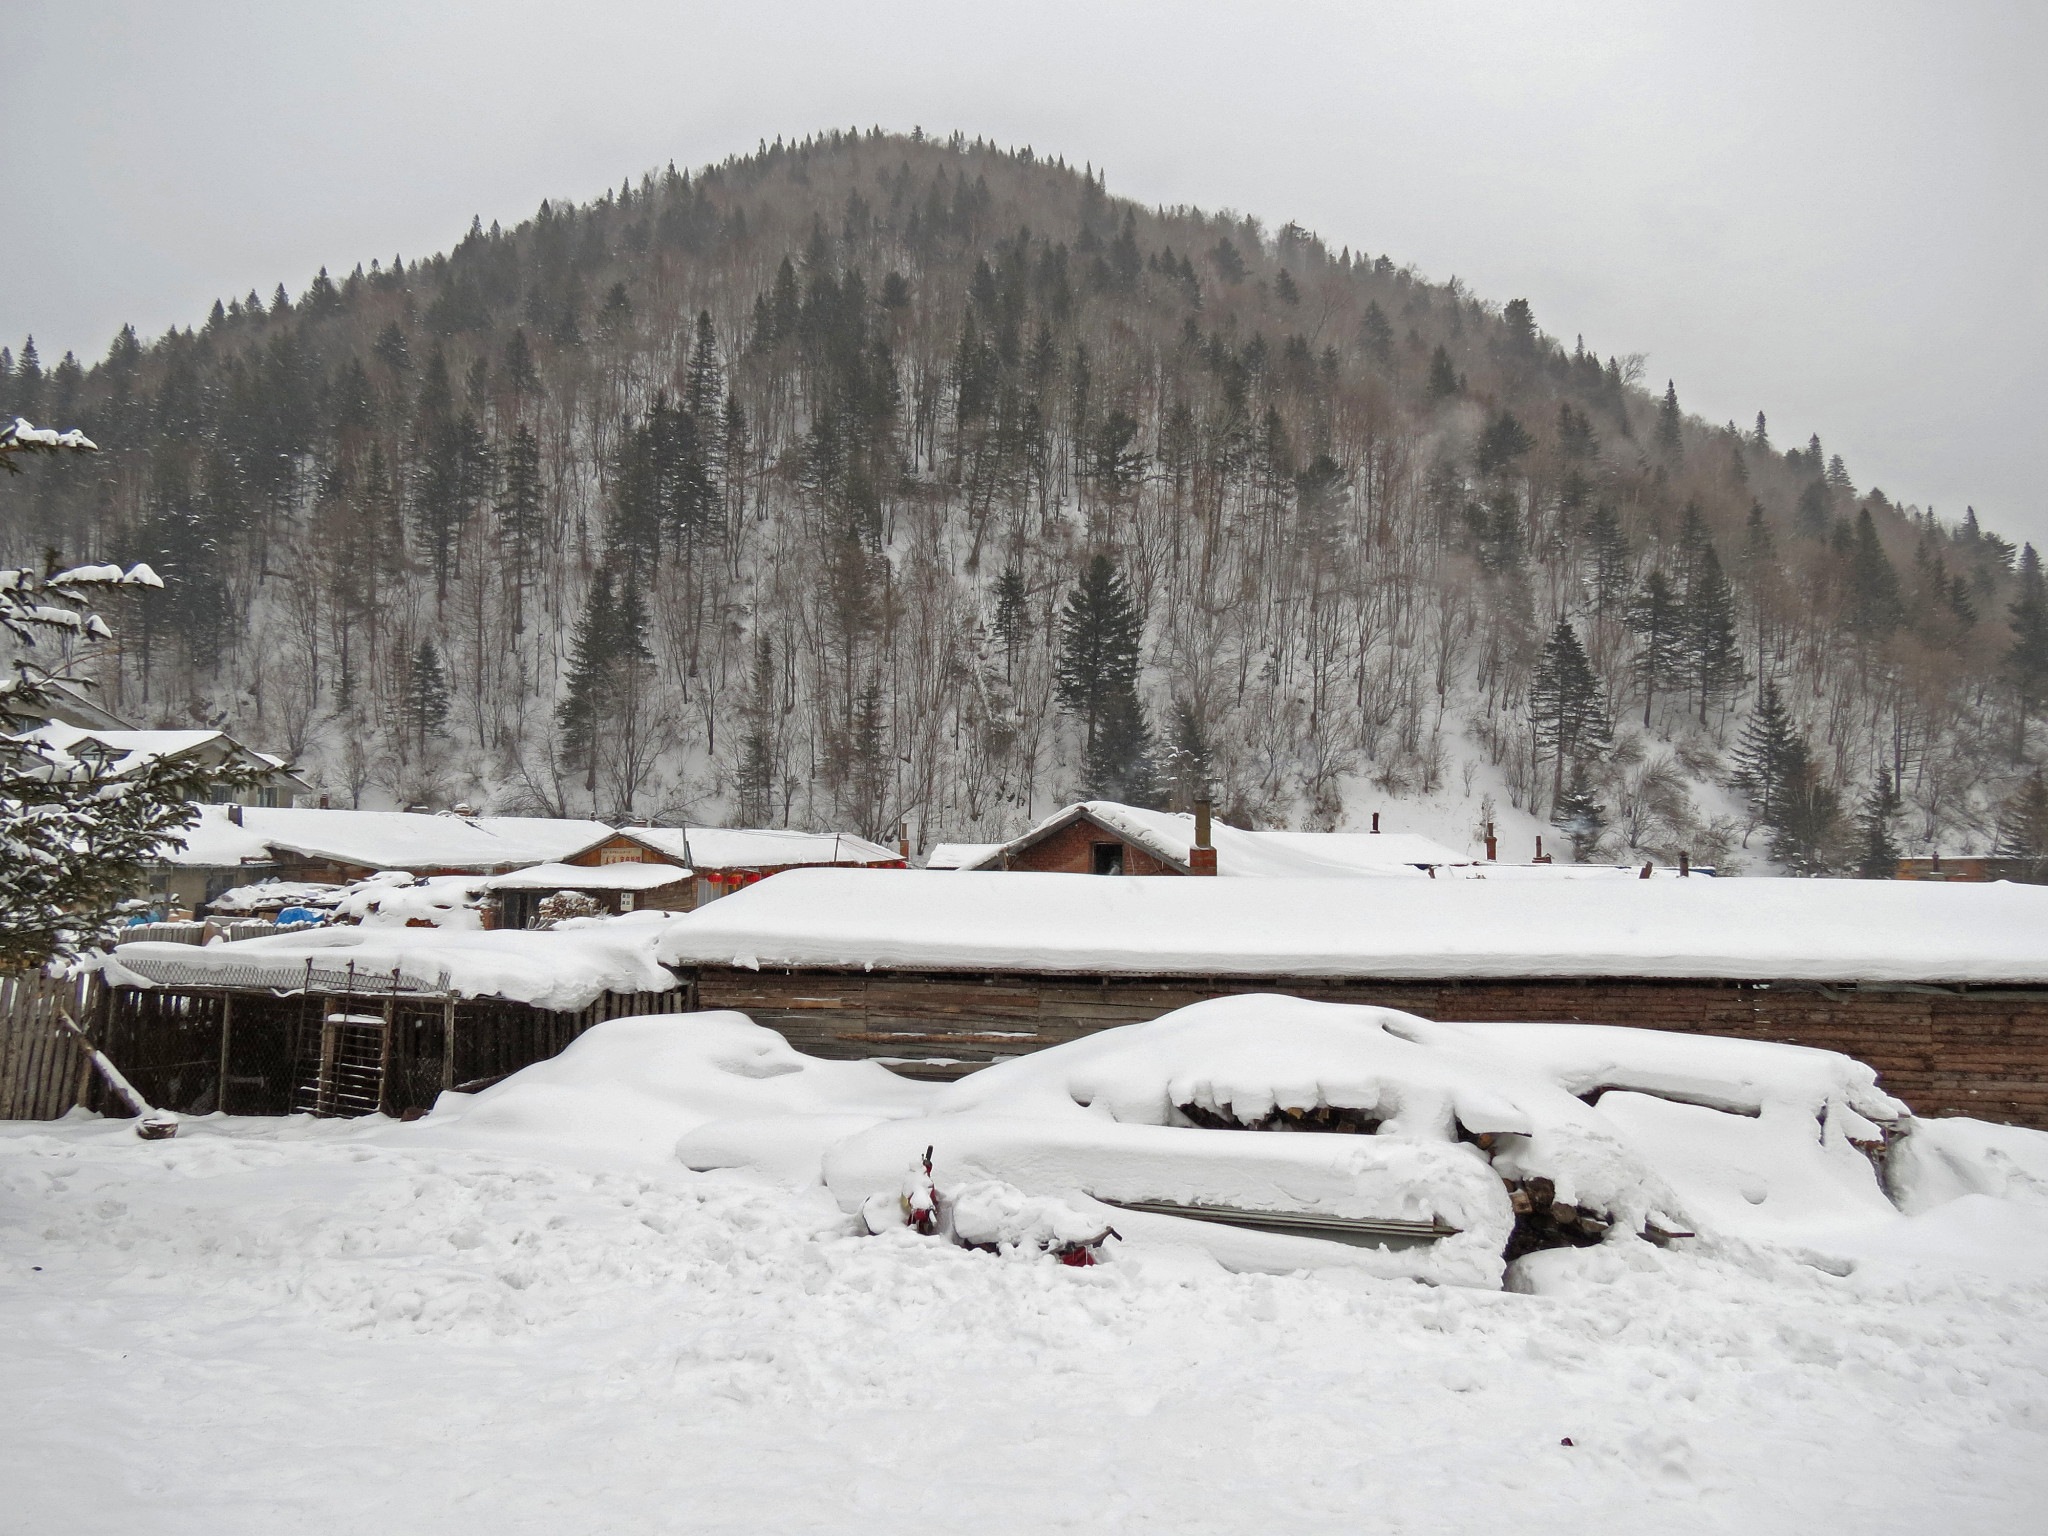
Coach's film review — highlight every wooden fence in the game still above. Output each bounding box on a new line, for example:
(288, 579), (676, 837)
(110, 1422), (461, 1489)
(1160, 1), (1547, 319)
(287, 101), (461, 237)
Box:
(0, 971), (97, 1120)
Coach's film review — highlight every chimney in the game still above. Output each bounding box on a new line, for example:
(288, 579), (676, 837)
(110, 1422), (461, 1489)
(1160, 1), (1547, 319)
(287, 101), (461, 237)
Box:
(1533, 835), (1551, 864)
(1484, 822), (1497, 862)
(318, 794), (330, 810)
(1640, 861), (1653, 879)
(898, 820), (910, 860)
(1371, 812), (1380, 834)
(1679, 849), (1691, 877)
(1190, 798), (1217, 875)
(226, 803), (243, 826)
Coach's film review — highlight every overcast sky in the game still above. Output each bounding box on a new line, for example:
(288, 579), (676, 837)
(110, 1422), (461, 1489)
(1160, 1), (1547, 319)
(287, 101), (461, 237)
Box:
(8, 1), (2043, 541)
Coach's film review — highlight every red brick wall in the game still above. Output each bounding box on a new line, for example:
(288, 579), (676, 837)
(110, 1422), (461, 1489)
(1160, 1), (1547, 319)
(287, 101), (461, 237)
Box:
(1001, 819), (1180, 875)
(689, 966), (2048, 1128)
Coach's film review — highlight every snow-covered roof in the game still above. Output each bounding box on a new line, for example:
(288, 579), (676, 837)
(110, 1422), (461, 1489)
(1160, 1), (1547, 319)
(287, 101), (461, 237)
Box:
(17, 724), (235, 772)
(623, 825), (902, 870)
(97, 915), (683, 1012)
(657, 866), (2048, 985)
(160, 805), (616, 872)
(963, 801), (1469, 875)
(925, 841), (1005, 870)
(480, 861), (691, 892)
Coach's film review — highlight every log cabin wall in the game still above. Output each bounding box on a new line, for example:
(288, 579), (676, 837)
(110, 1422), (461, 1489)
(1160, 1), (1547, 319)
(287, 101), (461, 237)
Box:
(688, 966), (2048, 1128)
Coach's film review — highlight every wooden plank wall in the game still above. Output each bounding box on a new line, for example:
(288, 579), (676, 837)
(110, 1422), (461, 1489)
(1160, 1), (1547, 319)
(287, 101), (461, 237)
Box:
(0, 971), (94, 1120)
(692, 967), (2048, 1127)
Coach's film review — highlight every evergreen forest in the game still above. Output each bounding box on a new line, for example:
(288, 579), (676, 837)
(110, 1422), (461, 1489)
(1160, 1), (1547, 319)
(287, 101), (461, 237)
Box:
(6, 127), (2045, 871)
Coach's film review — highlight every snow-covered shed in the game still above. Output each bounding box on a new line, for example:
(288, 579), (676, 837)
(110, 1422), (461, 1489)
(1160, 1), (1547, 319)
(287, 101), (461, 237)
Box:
(85, 919), (687, 1118)
(657, 868), (2048, 1126)
(479, 861), (692, 926)
(960, 801), (1471, 876)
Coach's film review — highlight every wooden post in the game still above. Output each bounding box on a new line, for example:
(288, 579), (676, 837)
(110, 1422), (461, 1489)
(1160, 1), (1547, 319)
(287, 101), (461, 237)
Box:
(440, 996), (457, 1095)
(52, 1008), (176, 1137)
(377, 997), (396, 1117)
(217, 994), (235, 1116)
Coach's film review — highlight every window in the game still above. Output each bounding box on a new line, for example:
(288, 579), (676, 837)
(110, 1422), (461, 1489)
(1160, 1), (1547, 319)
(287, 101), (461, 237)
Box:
(258, 787), (283, 808)
(1091, 842), (1125, 876)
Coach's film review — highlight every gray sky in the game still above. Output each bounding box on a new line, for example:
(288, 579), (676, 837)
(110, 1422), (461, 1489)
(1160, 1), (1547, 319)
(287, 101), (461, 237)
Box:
(9, 1), (2043, 541)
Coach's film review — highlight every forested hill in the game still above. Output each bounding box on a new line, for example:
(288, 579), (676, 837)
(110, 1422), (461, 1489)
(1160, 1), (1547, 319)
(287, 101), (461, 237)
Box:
(5, 127), (2045, 870)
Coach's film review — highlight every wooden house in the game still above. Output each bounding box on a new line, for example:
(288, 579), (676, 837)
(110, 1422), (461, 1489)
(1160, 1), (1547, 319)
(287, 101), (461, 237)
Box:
(959, 800), (1471, 877)
(609, 825), (906, 908)
(162, 806), (617, 915)
(657, 867), (2048, 1129)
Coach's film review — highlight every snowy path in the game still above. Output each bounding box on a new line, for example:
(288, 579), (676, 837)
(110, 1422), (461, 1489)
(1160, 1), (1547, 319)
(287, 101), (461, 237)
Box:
(4, 1114), (2045, 1534)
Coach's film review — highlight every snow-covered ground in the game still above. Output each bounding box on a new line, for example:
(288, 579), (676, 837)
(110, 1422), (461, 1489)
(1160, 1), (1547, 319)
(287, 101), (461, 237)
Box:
(6, 1020), (2048, 1533)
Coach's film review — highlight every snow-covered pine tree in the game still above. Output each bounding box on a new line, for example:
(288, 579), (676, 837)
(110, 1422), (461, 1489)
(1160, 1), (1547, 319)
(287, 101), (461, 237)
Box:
(1767, 736), (1841, 876)
(991, 567), (1028, 683)
(1682, 544), (1744, 721)
(1731, 677), (1799, 825)
(1530, 620), (1611, 807)
(1056, 555), (1143, 759)
(1624, 570), (1684, 727)
(399, 639), (451, 754)
(3, 429), (259, 962)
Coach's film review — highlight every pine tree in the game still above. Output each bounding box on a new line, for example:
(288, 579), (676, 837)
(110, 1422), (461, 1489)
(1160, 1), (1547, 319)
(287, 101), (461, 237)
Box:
(684, 309), (722, 422)
(2, 495), (261, 961)
(1731, 677), (1798, 824)
(1993, 771), (2048, 882)
(1682, 544), (1744, 720)
(1770, 738), (1841, 876)
(1655, 381), (1683, 459)
(399, 639), (451, 753)
(1794, 479), (1830, 539)
(495, 423), (544, 628)
(1056, 555), (1143, 752)
(1359, 302), (1394, 362)
(1081, 688), (1157, 807)
(2003, 544), (2048, 760)
(1474, 409), (1535, 476)
(1530, 620), (1612, 804)
(502, 327), (538, 395)
(557, 568), (617, 790)
(1854, 768), (1902, 879)
(373, 321), (411, 374)
(1624, 569), (1684, 726)
(1583, 503), (1632, 621)
(1427, 345), (1458, 399)
(735, 634), (778, 825)
(1553, 766), (1609, 861)
(1848, 508), (1904, 640)
(991, 567), (1028, 681)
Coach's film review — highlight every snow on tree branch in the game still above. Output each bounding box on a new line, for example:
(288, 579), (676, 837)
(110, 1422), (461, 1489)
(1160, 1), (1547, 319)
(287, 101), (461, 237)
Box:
(0, 415), (98, 473)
